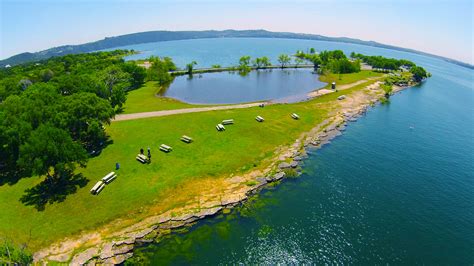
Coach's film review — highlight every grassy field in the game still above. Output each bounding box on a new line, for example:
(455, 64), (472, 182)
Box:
(0, 71), (381, 251)
(122, 81), (205, 114)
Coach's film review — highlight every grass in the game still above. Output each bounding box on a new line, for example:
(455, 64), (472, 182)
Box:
(319, 70), (383, 87)
(122, 81), (205, 114)
(0, 71), (381, 252)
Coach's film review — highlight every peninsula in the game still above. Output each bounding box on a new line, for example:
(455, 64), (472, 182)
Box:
(0, 48), (429, 264)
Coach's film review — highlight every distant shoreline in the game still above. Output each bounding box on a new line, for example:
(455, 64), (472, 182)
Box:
(1, 30), (472, 70)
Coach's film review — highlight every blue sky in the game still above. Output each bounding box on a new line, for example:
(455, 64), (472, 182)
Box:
(1, 0), (473, 64)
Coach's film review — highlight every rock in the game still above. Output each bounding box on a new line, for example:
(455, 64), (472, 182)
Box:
(278, 162), (291, 169)
(293, 156), (303, 161)
(70, 247), (99, 265)
(221, 193), (246, 206)
(114, 238), (135, 246)
(253, 177), (267, 189)
(103, 252), (133, 265)
(113, 243), (134, 255)
(324, 124), (337, 132)
(85, 259), (98, 266)
(99, 243), (114, 260)
(133, 228), (155, 239)
(290, 161), (299, 168)
(274, 172), (285, 180)
(196, 206), (222, 218)
(171, 213), (194, 222)
(265, 176), (273, 182)
(337, 124), (346, 131)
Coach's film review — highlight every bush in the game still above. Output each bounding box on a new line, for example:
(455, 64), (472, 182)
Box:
(0, 240), (32, 265)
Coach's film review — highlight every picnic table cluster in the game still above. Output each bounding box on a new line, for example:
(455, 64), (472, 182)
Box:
(91, 112), (301, 195)
(90, 172), (117, 195)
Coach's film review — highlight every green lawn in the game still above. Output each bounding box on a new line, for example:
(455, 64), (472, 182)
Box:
(319, 70), (383, 87)
(122, 81), (205, 114)
(0, 71), (381, 251)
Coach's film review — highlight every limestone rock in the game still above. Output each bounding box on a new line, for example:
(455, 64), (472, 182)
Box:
(274, 172), (285, 180)
(103, 252), (133, 265)
(278, 162), (291, 169)
(99, 243), (114, 260)
(71, 247), (99, 265)
(113, 243), (134, 255)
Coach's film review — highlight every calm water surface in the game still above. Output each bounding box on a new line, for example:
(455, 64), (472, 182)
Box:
(162, 69), (325, 104)
(113, 38), (474, 264)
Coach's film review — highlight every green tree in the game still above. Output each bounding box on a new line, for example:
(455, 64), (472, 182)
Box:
(147, 57), (175, 85)
(307, 54), (322, 70)
(278, 54), (291, 68)
(186, 61), (197, 74)
(309, 48), (316, 54)
(294, 57), (304, 68)
(252, 56), (271, 69)
(238, 56), (251, 72)
(17, 124), (87, 181)
(410, 66), (428, 82)
(260, 56), (271, 68)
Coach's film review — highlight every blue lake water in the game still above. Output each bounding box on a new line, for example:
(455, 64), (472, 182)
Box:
(162, 69), (325, 104)
(113, 38), (474, 264)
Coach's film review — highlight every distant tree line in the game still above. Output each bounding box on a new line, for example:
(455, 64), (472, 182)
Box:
(351, 52), (430, 81)
(296, 49), (360, 74)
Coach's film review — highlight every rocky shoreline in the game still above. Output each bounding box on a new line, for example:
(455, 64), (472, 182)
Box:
(36, 81), (411, 265)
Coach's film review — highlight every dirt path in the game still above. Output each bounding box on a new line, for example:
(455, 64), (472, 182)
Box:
(114, 102), (266, 121)
(307, 77), (381, 98)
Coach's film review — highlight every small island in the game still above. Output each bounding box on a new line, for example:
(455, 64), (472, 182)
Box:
(0, 48), (429, 264)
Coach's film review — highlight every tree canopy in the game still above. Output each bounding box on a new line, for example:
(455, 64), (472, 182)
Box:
(0, 51), (171, 188)
(277, 54), (291, 68)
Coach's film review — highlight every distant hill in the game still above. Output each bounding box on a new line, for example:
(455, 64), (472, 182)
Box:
(1, 29), (472, 69)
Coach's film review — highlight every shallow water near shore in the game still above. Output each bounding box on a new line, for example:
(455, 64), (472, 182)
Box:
(162, 69), (325, 104)
(116, 38), (474, 264)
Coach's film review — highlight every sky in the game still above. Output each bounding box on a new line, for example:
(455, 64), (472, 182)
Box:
(1, 0), (473, 64)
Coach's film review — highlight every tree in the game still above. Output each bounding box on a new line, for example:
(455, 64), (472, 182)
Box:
(295, 50), (305, 59)
(17, 124), (87, 181)
(278, 54), (291, 68)
(252, 56), (271, 69)
(56, 92), (114, 145)
(186, 61), (197, 74)
(309, 48), (316, 54)
(260, 56), (271, 68)
(410, 66), (428, 82)
(307, 54), (322, 70)
(252, 58), (262, 69)
(147, 57), (175, 85)
(238, 56), (251, 72)
(294, 57), (304, 68)
(121, 62), (146, 88)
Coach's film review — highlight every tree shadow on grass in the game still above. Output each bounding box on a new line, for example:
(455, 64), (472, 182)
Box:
(19, 173), (89, 211)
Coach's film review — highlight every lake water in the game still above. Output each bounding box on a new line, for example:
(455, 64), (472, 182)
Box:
(162, 69), (325, 104)
(113, 38), (474, 264)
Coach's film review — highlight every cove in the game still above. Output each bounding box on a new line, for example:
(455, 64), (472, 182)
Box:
(160, 69), (325, 104)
